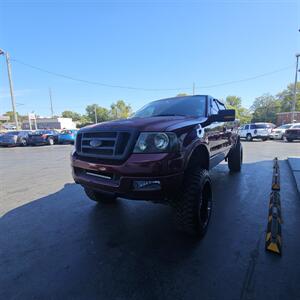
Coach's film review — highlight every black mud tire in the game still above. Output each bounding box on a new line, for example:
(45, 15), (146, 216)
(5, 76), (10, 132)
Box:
(246, 133), (252, 141)
(286, 138), (293, 142)
(84, 188), (116, 204)
(262, 137), (268, 141)
(228, 140), (243, 172)
(174, 167), (212, 237)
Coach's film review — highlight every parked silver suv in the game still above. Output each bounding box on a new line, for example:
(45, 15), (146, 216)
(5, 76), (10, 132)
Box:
(238, 123), (275, 141)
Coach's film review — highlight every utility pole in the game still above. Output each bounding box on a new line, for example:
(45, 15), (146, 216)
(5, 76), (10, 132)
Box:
(292, 54), (300, 123)
(0, 50), (19, 129)
(28, 113), (32, 131)
(94, 105), (98, 123)
(49, 88), (54, 117)
(193, 82), (195, 95)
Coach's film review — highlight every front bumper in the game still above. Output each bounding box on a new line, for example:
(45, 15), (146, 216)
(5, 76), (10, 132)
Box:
(71, 152), (184, 201)
(270, 132), (283, 139)
(59, 137), (75, 144)
(285, 133), (300, 140)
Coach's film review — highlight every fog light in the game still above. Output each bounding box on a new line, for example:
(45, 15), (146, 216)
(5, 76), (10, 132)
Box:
(133, 180), (161, 191)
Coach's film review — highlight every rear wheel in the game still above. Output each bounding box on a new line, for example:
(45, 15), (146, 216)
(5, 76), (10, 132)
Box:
(228, 140), (243, 172)
(48, 137), (54, 145)
(287, 138), (293, 142)
(84, 188), (116, 204)
(173, 167), (212, 237)
(246, 133), (252, 141)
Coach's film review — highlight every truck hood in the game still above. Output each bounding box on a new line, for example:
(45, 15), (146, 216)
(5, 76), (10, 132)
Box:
(80, 116), (208, 132)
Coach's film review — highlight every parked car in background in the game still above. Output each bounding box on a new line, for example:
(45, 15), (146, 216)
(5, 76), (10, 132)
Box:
(269, 123), (300, 140)
(238, 123), (275, 141)
(0, 131), (32, 147)
(284, 124), (300, 142)
(269, 124), (293, 140)
(58, 129), (78, 144)
(28, 130), (59, 146)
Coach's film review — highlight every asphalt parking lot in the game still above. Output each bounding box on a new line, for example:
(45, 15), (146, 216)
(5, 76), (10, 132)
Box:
(1, 141), (300, 300)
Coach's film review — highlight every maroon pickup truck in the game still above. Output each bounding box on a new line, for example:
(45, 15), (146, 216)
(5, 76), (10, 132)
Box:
(71, 95), (242, 237)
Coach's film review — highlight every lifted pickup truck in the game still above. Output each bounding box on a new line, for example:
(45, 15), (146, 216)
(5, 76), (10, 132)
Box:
(71, 95), (242, 237)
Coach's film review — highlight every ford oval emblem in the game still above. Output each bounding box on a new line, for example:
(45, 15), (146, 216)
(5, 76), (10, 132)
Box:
(90, 139), (102, 148)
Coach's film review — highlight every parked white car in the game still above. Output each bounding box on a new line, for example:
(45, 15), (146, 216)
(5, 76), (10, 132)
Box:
(238, 123), (275, 141)
(269, 123), (300, 140)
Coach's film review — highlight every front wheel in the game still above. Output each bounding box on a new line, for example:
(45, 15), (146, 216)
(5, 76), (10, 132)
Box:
(173, 167), (212, 237)
(228, 140), (243, 172)
(20, 138), (27, 146)
(84, 188), (116, 204)
(286, 138), (293, 142)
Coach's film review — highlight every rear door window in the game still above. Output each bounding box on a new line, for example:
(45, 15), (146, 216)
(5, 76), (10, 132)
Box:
(255, 124), (267, 129)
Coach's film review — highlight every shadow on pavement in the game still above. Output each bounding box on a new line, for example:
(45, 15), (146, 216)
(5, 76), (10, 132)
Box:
(1, 159), (300, 300)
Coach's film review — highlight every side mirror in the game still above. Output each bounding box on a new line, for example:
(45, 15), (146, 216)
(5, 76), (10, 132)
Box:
(211, 109), (235, 122)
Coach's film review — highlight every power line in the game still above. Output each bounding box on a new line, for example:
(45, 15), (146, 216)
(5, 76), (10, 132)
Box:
(195, 66), (293, 88)
(11, 57), (293, 91)
(11, 58), (188, 91)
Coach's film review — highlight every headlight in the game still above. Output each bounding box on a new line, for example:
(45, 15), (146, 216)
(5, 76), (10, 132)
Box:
(133, 132), (178, 153)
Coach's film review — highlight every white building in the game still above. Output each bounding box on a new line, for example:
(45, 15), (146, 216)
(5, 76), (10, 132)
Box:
(22, 117), (77, 130)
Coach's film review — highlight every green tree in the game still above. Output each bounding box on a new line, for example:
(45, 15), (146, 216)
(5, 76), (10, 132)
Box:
(77, 115), (92, 127)
(61, 110), (81, 121)
(276, 82), (300, 112)
(251, 94), (280, 123)
(226, 96), (242, 108)
(86, 104), (110, 123)
(176, 93), (188, 97)
(4, 111), (27, 123)
(110, 100), (132, 119)
(225, 96), (251, 125)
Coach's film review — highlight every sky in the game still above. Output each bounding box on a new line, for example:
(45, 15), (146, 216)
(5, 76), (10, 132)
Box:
(0, 0), (299, 117)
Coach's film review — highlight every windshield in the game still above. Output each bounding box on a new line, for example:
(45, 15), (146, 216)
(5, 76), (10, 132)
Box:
(35, 130), (54, 134)
(61, 130), (75, 134)
(134, 96), (207, 118)
(278, 124), (292, 129)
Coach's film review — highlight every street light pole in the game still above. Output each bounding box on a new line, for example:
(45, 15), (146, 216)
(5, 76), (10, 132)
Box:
(292, 54), (300, 123)
(49, 88), (54, 117)
(0, 49), (19, 129)
(94, 105), (98, 123)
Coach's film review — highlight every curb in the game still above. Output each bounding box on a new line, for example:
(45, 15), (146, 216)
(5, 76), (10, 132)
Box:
(287, 157), (300, 196)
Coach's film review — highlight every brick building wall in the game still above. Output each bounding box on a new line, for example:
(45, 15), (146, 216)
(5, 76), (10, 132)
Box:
(276, 112), (300, 125)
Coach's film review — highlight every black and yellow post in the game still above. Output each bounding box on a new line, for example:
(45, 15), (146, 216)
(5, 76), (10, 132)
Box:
(272, 157), (280, 191)
(266, 159), (282, 255)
